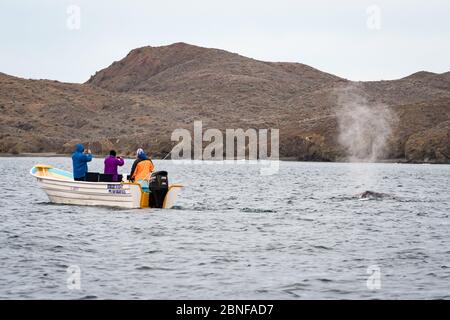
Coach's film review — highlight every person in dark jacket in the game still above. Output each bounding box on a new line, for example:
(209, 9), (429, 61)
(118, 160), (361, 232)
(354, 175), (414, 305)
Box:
(130, 148), (154, 181)
(72, 144), (93, 181)
(129, 148), (143, 180)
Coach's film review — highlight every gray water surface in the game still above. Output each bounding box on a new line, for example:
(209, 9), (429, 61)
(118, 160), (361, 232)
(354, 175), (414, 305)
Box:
(0, 157), (449, 299)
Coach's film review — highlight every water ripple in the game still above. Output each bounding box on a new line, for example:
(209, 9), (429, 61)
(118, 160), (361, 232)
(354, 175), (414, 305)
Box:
(1, 157), (449, 299)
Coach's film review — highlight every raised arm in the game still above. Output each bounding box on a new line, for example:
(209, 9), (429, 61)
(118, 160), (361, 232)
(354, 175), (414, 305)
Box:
(82, 153), (93, 162)
(116, 157), (125, 166)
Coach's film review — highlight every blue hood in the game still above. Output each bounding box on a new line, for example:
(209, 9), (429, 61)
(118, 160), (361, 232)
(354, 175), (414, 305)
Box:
(138, 151), (148, 160)
(75, 144), (84, 153)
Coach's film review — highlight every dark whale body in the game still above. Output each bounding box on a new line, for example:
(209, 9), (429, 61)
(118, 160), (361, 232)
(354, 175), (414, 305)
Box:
(357, 191), (391, 200)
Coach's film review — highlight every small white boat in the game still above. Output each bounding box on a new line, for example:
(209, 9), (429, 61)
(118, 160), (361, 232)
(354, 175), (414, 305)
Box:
(30, 164), (183, 209)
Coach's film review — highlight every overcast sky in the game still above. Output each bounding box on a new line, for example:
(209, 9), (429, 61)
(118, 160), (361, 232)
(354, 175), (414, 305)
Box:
(1, 0), (449, 83)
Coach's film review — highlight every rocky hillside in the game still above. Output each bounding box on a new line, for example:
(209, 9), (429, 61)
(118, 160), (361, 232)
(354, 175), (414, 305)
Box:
(1, 42), (449, 163)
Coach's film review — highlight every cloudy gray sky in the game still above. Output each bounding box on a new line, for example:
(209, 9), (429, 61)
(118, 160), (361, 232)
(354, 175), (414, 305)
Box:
(1, 0), (449, 83)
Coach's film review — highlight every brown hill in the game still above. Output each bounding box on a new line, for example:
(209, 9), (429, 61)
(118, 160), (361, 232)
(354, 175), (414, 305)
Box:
(1, 43), (450, 163)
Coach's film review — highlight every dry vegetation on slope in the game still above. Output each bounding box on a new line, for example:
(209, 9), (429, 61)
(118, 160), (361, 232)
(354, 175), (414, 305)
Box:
(1, 43), (449, 162)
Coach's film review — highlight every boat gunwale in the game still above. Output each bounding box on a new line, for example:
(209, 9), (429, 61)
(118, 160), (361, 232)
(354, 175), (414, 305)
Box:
(31, 167), (182, 190)
(30, 166), (142, 187)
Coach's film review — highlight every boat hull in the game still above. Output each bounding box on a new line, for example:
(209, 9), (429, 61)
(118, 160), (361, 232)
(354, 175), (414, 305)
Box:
(30, 165), (182, 209)
(36, 177), (143, 208)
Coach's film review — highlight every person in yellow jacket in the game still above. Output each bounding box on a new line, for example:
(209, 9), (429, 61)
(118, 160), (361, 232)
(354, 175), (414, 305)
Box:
(130, 149), (154, 191)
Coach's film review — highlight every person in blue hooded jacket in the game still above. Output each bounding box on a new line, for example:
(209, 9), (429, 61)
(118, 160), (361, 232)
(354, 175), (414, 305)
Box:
(72, 144), (93, 181)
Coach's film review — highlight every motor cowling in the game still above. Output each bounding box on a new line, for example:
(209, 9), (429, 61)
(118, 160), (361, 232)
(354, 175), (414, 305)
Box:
(148, 171), (169, 208)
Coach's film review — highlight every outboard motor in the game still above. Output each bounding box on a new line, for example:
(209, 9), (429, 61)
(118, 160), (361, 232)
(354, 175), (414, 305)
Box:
(148, 171), (169, 208)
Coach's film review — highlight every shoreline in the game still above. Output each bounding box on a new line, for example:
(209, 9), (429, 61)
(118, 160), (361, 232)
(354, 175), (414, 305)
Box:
(0, 153), (448, 165)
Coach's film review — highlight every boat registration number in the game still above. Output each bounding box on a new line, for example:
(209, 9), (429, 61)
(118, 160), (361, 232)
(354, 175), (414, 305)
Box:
(107, 184), (127, 194)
